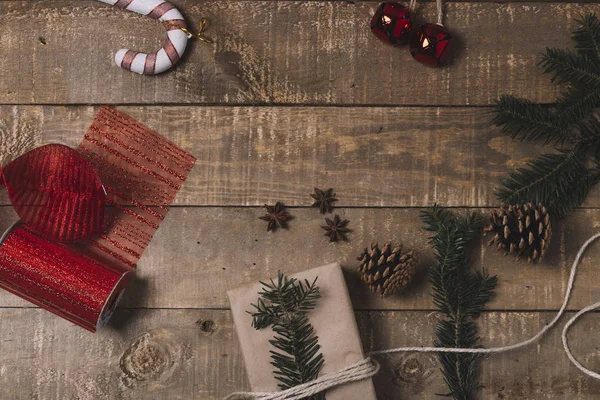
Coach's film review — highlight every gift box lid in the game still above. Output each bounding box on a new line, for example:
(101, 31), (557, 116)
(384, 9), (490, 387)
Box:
(227, 262), (377, 400)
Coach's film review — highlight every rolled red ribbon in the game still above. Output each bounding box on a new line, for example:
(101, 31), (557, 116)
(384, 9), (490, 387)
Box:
(0, 107), (195, 332)
(0, 222), (130, 331)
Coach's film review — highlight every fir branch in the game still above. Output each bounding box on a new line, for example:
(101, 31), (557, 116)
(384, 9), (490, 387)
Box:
(577, 116), (600, 159)
(540, 48), (600, 89)
(493, 95), (568, 145)
(496, 148), (588, 215)
(462, 269), (497, 319)
(250, 272), (325, 400)
(545, 164), (600, 219)
(420, 207), (497, 400)
(494, 13), (600, 220)
(573, 13), (600, 60)
(555, 86), (600, 129)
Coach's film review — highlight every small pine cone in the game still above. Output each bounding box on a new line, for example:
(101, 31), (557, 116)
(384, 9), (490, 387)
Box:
(357, 242), (418, 297)
(484, 203), (552, 263)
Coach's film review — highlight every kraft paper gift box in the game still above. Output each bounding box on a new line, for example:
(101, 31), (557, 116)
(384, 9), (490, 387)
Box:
(227, 262), (377, 400)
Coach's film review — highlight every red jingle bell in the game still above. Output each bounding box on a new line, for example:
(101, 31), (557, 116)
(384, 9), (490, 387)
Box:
(371, 2), (412, 46)
(410, 23), (453, 67)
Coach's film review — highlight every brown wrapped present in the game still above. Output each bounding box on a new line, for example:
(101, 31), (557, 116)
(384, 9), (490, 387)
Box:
(227, 262), (377, 400)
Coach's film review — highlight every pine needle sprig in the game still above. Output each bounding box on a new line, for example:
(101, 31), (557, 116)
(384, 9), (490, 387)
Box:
(494, 13), (600, 220)
(420, 206), (497, 400)
(578, 116), (600, 158)
(545, 165), (600, 219)
(555, 86), (600, 129)
(496, 148), (587, 211)
(492, 95), (568, 145)
(540, 48), (600, 88)
(250, 272), (325, 400)
(572, 13), (600, 60)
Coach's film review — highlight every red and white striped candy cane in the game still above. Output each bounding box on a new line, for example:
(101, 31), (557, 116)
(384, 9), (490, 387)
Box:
(97, 0), (189, 75)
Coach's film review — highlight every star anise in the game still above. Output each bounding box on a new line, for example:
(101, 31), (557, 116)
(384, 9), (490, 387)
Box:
(311, 187), (337, 214)
(321, 214), (350, 242)
(259, 202), (291, 232)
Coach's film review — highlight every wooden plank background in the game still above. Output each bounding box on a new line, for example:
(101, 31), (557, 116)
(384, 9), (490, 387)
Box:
(1, 1), (598, 106)
(1, 0), (600, 399)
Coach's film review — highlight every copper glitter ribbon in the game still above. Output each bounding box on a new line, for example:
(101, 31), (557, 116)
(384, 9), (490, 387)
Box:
(0, 107), (196, 332)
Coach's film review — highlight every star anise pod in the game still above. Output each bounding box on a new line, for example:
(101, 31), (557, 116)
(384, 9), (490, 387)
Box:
(259, 202), (291, 232)
(321, 214), (350, 242)
(311, 187), (337, 214)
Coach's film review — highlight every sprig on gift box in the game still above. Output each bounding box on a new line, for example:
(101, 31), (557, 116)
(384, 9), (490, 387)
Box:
(493, 13), (600, 220)
(420, 206), (497, 400)
(250, 272), (325, 400)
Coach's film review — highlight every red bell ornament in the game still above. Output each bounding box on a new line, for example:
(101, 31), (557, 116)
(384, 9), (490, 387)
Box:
(410, 23), (453, 66)
(371, 2), (412, 45)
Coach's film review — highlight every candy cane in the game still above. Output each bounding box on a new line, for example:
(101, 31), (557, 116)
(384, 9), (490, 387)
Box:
(96, 0), (189, 75)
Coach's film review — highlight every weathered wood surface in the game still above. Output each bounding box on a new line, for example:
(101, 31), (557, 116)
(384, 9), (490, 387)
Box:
(0, 105), (572, 207)
(1, 309), (599, 399)
(1, 1), (597, 105)
(2, 0), (600, 398)
(1, 206), (599, 311)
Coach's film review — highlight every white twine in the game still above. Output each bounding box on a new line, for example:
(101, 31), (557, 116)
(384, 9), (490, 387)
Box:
(225, 232), (600, 400)
(436, 0), (444, 26)
(224, 358), (380, 400)
(409, 0), (444, 26)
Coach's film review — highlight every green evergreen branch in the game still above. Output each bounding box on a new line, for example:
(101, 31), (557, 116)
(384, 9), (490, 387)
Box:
(540, 48), (600, 88)
(494, 13), (600, 220)
(577, 116), (600, 159)
(493, 95), (568, 145)
(573, 13), (600, 60)
(420, 207), (497, 400)
(496, 148), (587, 208)
(546, 164), (600, 219)
(555, 87), (600, 129)
(250, 272), (325, 400)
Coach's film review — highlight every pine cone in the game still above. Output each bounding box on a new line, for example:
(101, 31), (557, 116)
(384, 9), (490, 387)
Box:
(484, 203), (552, 263)
(357, 242), (417, 297)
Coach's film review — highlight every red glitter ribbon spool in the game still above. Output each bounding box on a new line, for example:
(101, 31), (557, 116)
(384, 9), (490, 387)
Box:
(0, 107), (195, 332)
(0, 222), (130, 332)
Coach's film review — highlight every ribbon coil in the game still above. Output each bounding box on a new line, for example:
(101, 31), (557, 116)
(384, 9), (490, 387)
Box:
(0, 107), (195, 332)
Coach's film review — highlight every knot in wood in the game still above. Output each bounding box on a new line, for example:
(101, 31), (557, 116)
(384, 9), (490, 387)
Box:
(197, 319), (217, 334)
(394, 356), (426, 383)
(120, 333), (172, 381)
